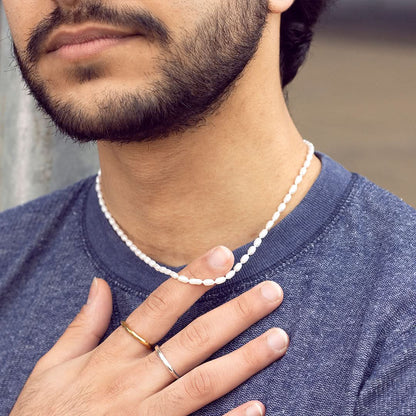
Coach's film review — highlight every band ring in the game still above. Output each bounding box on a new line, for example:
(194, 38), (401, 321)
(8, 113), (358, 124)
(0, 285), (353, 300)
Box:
(154, 345), (181, 380)
(120, 321), (153, 350)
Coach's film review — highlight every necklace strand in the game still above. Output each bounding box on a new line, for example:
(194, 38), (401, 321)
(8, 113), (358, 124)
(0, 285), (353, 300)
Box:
(96, 139), (314, 286)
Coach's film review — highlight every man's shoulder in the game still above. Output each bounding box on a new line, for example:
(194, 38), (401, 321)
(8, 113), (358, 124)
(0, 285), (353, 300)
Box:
(348, 174), (415, 240)
(0, 176), (94, 243)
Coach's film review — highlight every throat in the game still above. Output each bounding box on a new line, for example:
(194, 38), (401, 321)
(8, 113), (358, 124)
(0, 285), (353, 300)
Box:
(96, 140), (318, 270)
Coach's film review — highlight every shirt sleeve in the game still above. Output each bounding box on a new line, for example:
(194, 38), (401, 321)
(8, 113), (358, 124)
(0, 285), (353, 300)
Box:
(354, 326), (416, 416)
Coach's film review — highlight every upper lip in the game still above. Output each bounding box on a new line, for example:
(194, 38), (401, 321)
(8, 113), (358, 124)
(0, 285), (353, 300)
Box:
(46, 26), (139, 53)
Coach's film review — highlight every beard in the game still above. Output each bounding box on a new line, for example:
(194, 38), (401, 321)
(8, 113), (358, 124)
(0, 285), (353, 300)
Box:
(13, 0), (269, 143)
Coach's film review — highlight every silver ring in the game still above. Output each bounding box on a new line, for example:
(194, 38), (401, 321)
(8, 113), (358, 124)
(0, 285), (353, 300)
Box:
(154, 345), (181, 380)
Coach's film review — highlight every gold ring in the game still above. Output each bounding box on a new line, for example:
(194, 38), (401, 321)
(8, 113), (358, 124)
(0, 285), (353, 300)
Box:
(120, 321), (153, 350)
(154, 345), (181, 380)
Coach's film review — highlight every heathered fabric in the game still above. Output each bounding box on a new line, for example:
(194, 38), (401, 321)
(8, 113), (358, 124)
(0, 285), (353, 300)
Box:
(0, 154), (415, 415)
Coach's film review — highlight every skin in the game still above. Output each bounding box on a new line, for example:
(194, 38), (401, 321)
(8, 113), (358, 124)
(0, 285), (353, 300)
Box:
(3, 0), (322, 413)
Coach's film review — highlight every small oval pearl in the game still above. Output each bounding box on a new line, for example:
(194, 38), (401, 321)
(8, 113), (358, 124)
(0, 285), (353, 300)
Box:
(283, 194), (292, 204)
(226, 270), (236, 279)
(254, 238), (262, 248)
(295, 175), (303, 186)
(278, 202), (286, 213)
(266, 220), (275, 231)
(240, 254), (250, 264)
(189, 278), (203, 285)
(215, 276), (227, 284)
(259, 229), (268, 239)
(178, 275), (190, 283)
(300, 167), (307, 176)
(289, 184), (298, 195)
(248, 246), (256, 256)
(202, 279), (215, 286)
(272, 212), (281, 222)
(233, 262), (242, 272)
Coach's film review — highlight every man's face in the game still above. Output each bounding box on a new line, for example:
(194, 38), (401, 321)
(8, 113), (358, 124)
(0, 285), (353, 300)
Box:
(4, 0), (268, 143)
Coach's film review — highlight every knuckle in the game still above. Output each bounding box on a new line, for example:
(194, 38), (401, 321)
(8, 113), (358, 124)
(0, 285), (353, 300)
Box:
(103, 373), (130, 400)
(233, 296), (253, 318)
(143, 289), (170, 318)
(185, 367), (216, 400)
(181, 319), (211, 351)
(84, 347), (115, 370)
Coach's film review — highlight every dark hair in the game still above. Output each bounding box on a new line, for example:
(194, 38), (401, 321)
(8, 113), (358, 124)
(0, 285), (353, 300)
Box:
(280, 0), (333, 88)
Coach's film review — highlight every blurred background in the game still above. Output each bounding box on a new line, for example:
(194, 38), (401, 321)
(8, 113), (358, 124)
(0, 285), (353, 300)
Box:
(0, 0), (415, 211)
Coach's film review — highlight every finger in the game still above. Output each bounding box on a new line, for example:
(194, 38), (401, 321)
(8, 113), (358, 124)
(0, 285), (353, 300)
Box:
(145, 281), (283, 391)
(104, 246), (234, 356)
(223, 401), (265, 416)
(140, 328), (289, 416)
(35, 278), (112, 373)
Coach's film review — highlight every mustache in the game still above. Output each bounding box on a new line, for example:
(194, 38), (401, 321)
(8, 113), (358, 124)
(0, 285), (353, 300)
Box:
(24, 1), (171, 64)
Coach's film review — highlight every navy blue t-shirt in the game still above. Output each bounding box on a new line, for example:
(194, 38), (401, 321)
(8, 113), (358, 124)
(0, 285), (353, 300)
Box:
(0, 154), (415, 415)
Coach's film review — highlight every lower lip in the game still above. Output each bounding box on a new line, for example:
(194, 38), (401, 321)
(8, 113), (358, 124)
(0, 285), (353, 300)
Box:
(51, 36), (139, 60)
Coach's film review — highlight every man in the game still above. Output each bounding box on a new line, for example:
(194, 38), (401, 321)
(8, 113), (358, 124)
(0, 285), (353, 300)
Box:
(0, 0), (415, 414)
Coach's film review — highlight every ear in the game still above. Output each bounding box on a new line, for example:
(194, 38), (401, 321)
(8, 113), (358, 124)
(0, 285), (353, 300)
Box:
(268, 0), (295, 14)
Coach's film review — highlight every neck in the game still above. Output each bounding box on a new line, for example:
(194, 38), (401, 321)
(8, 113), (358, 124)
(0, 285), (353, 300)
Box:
(97, 23), (321, 267)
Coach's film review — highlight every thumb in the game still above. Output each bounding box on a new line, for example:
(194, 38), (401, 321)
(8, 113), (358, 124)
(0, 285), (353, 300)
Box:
(36, 278), (112, 372)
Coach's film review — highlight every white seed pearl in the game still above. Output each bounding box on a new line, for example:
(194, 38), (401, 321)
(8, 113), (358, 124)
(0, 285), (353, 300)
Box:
(259, 229), (268, 239)
(283, 194), (292, 204)
(240, 254), (250, 264)
(226, 270), (236, 280)
(215, 276), (227, 284)
(203, 279), (215, 286)
(278, 202), (286, 213)
(178, 275), (190, 283)
(248, 246), (256, 255)
(300, 167), (307, 176)
(254, 238), (262, 248)
(272, 212), (281, 222)
(289, 184), (298, 195)
(295, 176), (302, 186)
(266, 220), (275, 231)
(189, 278), (203, 285)
(233, 262), (242, 272)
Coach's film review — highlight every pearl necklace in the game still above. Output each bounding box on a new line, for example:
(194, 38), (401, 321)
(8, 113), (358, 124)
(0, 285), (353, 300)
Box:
(96, 140), (314, 286)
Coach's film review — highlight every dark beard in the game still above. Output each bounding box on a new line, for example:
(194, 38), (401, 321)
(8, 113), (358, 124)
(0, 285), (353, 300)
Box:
(13, 0), (269, 143)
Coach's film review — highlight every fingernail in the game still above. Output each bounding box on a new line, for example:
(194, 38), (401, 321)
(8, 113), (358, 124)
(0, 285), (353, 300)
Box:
(208, 246), (231, 269)
(260, 281), (282, 302)
(267, 328), (289, 351)
(246, 403), (264, 416)
(87, 277), (98, 305)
